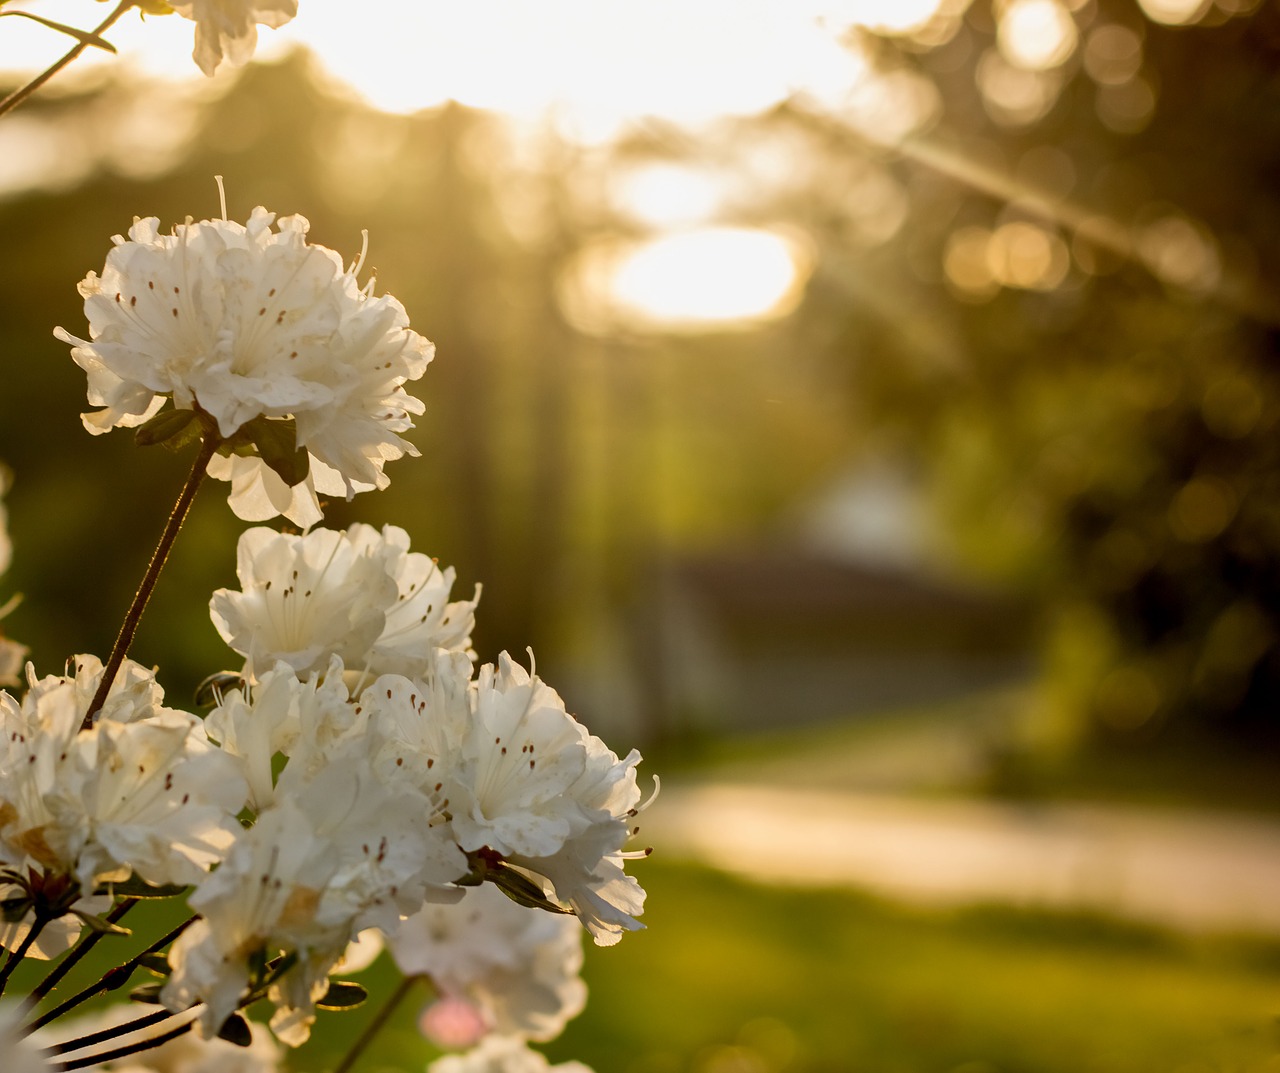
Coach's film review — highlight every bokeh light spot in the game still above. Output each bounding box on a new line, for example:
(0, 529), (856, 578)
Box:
(988, 221), (1070, 290)
(612, 165), (729, 229)
(1136, 0), (1214, 24)
(976, 48), (1064, 126)
(1084, 24), (1145, 86)
(1096, 665), (1162, 731)
(1169, 476), (1238, 543)
(1139, 214), (1222, 293)
(998, 0), (1079, 71)
(944, 226), (1000, 299)
(562, 228), (811, 333)
(1096, 76), (1157, 133)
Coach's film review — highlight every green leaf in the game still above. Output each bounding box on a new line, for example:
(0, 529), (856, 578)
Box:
(0, 11), (118, 52)
(216, 1012), (253, 1047)
(129, 982), (164, 1004)
(0, 895), (32, 923)
(241, 417), (310, 487)
(317, 979), (368, 1010)
(195, 671), (245, 708)
(489, 865), (572, 915)
(134, 406), (202, 450)
(138, 953), (172, 977)
(74, 910), (132, 936)
(99, 875), (189, 899)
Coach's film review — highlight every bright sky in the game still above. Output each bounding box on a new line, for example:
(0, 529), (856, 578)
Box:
(0, 0), (945, 329)
(0, 1), (937, 132)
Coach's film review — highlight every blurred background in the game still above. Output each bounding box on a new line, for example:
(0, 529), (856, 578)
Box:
(1, 1), (1279, 1070)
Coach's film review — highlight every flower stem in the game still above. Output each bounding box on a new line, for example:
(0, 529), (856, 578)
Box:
(82, 434), (220, 731)
(46, 1007), (172, 1054)
(333, 974), (418, 1073)
(0, 913), (47, 996)
(20, 898), (137, 1015)
(53, 1013), (195, 1071)
(26, 913), (197, 1032)
(0, 0), (134, 120)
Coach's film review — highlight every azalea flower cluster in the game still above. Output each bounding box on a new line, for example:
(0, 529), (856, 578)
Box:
(160, 522), (652, 1048)
(55, 205), (432, 528)
(0, 6), (652, 1071)
(0, 522), (650, 1068)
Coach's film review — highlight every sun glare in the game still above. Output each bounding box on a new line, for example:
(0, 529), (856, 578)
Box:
(998, 0), (1078, 70)
(1135, 0), (1213, 24)
(815, 0), (949, 35)
(0, 1), (904, 330)
(0, 1), (907, 137)
(611, 165), (730, 229)
(563, 228), (811, 333)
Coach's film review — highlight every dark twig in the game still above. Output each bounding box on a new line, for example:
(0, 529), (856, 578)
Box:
(53, 1015), (193, 1071)
(46, 1007), (172, 1055)
(0, 913), (46, 996)
(21, 897), (137, 1013)
(26, 913), (196, 1032)
(333, 974), (417, 1073)
(82, 434), (219, 731)
(0, 0), (133, 120)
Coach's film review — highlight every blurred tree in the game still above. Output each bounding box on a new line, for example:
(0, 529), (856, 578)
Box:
(8, 0), (1273, 758)
(719, 0), (1280, 749)
(0, 50), (855, 718)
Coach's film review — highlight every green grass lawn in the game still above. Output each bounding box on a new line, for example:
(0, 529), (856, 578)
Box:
(22, 699), (1280, 1072)
(289, 860), (1280, 1073)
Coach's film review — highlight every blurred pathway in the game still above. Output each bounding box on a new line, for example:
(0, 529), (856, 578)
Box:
(644, 782), (1280, 936)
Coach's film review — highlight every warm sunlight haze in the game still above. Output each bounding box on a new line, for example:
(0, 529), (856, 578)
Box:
(0, 1), (1278, 1071)
(561, 227), (812, 333)
(0, 0), (882, 328)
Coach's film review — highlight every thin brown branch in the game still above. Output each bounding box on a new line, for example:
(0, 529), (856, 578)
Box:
(83, 433), (220, 731)
(0, 1), (134, 120)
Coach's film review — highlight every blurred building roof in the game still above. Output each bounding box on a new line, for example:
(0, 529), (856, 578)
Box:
(642, 547), (1035, 738)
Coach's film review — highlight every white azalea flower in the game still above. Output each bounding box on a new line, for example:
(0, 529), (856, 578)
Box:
(389, 882), (586, 1043)
(163, 798), (334, 1042)
(0, 887), (111, 961)
(509, 741), (653, 948)
(210, 527), (396, 682)
(428, 1036), (594, 1073)
(368, 529), (480, 678)
(358, 651), (651, 945)
(167, 746), (466, 1044)
(0, 635), (25, 691)
(56, 207), (433, 526)
(276, 739), (467, 928)
(169, 0), (299, 77)
(358, 656), (472, 827)
(204, 662), (312, 811)
(210, 524), (478, 683)
(449, 654), (591, 861)
(0, 656), (247, 891)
